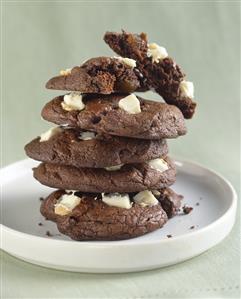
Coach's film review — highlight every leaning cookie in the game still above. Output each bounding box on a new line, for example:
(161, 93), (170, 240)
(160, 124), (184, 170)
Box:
(41, 93), (187, 140)
(33, 157), (176, 193)
(46, 57), (145, 94)
(40, 190), (168, 241)
(25, 128), (168, 168)
(104, 31), (197, 119)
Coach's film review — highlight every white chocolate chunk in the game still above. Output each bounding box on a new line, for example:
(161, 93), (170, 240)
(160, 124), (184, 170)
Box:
(148, 158), (169, 172)
(61, 92), (85, 111)
(147, 43), (168, 63)
(152, 190), (161, 196)
(54, 193), (81, 216)
(102, 193), (132, 209)
(60, 68), (72, 76)
(79, 131), (96, 140)
(114, 56), (136, 68)
(179, 81), (194, 98)
(118, 94), (141, 114)
(105, 164), (123, 171)
(133, 190), (159, 207)
(40, 126), (62, 142)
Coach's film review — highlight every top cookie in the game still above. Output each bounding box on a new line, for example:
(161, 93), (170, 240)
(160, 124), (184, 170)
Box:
(46, 57), (146, 94)
(104, 31), (197, 119)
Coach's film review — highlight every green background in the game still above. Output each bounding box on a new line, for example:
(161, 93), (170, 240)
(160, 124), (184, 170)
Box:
(1, 1), (240, 298)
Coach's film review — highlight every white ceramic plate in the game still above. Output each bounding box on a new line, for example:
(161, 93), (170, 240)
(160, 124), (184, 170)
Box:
(0, 159), (237, 273)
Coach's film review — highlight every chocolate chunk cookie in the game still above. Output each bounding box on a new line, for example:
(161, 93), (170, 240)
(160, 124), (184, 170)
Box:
(155, 187), (183, 218)
(41, 94), (187, 140)
(33, 157), (176, 193)
(104, 31), (197, 118)
(25, 129), (168, 168)
(40, 190), (168, 240)
(46, 57), (144, 94)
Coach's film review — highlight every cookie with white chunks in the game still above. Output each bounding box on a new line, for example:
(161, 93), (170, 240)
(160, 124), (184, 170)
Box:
(40, 189), (169, 241)
(41, 93), (187, 140)
(25, 128), (168, 168)
(104, 31), (197, 119)
(46, 57), (146, 94)
(33, 156), (176, 193)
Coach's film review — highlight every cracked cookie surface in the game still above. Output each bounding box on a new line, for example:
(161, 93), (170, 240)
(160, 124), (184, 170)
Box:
(41, 190), (169, 240)
(25, 129), (168, 168)
(46, 57), (144, 94)
(104, 31), (196, 118)
(33, 157), (176, 193)
(41, 94), (187, 140)
(156, 187), (183, 218)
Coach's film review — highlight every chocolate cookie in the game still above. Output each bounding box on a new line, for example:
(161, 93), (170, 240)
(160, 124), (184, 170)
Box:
(155, 187), (183, 218)
(41, 94), (187, 140)
(25, 129), (168, 168)
(40, 190), (168, 240)
(104, 31), (197, 118)
(46, 57), (145, 94)
(33, 157), (176, 193)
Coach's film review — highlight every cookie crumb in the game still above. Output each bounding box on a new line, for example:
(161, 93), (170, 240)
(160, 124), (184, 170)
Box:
(167, 234), (172, 238)
(39, 197), (44, 201)
(38, 222), (43, 226)
(190, 225), (195, 229)
(183, 205), (193, 214)
(46, 231), (53, 237)
(195, 202), (200, 206)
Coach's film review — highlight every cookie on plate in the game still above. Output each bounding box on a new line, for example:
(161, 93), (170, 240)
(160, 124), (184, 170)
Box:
(40, 189), (169, 240)
(41, 93), (187, 140)
(25, 128), (168, 168)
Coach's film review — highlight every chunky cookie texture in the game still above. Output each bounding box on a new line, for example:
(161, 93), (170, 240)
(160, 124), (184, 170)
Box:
(40, 190), (168, 240)
(104, 31), (196, 118)
(24, 30), (193, 241)
(41, 94), (187, 140)
(25, 129), (168, 168)
(46, 57), (144, 94)
(156, 187), (183, 218)
(33, 157), (176, 193)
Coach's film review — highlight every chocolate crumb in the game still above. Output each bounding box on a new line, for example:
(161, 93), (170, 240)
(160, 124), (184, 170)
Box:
(183, 205), (193, 214)
(39, 197), (44, 201)
(190, 225), (195, 229)
(46, 230), (53, 237)
(167, 234), (172, 238)
(196, 202), (200, 206)
(38, 222), (43, 226)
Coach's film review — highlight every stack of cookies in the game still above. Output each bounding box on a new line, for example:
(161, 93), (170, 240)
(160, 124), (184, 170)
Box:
(25, 30), (196, 241)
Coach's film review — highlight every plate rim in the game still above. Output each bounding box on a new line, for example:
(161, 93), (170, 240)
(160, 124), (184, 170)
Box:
(1, 158), (238, 248)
